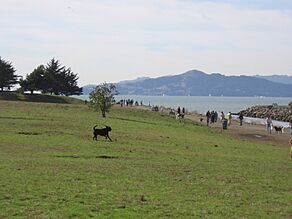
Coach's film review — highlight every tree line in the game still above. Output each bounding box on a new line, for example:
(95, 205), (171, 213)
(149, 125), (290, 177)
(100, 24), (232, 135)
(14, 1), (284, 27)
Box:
(1, 56), (120, 118)
(0, 57), (82, 95)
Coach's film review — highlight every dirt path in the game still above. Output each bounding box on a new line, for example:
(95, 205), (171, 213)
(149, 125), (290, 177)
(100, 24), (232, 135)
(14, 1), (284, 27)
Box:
(185, 113), (292, 147)
(132, 105), (291, 147)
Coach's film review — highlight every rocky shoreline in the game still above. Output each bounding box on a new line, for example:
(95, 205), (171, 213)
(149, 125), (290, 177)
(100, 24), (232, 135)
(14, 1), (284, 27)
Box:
(145, 101), (292, 123)
(240, 103), (292, 122)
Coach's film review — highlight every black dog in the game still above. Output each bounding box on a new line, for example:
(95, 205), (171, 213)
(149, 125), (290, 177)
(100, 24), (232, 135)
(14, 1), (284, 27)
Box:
(274, 126), (283, 133)
(93, 125), (112, 141)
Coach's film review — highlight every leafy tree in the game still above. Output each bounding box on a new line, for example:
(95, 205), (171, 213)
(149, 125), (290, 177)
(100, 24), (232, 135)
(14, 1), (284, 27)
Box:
(43, 58), (82, 95)
(19, 58), (82, 96)
(89, 83), (117, 117)
(43, 58), (65, 95)
(0, 57), (18, 91)
(60, 68), (82, 96)
(19, 65), (45, 94)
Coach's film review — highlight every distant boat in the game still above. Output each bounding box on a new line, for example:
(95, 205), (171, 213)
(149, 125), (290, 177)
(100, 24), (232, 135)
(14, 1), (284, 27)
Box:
(208, 94), (211, 97)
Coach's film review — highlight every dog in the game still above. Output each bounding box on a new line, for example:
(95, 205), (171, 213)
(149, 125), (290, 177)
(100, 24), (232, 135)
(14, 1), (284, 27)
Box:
(93, 125), (112, 141)
(273, 125), (284, 133)
(176, 113), (184, 120)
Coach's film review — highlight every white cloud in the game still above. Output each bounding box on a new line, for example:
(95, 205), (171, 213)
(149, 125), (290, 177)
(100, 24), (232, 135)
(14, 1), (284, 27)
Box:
(1, 0), (292, 85)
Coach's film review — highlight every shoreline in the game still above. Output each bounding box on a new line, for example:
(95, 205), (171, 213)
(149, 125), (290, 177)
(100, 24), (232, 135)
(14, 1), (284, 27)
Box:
(184, 111), (292, 147)
(76, 94), (291, 115)
(135, 104), (292, 147)
(146, 104), (290, 126)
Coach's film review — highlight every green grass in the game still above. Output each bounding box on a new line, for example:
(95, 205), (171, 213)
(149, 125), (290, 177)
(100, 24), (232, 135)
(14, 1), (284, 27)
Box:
(0, 100), (291, 218)
(0, 92), (84, 104)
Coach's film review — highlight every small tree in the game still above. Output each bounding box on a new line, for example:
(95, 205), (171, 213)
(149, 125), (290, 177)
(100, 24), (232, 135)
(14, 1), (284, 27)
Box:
(89, 83), (117, 117)
(0, 57), (18, 91)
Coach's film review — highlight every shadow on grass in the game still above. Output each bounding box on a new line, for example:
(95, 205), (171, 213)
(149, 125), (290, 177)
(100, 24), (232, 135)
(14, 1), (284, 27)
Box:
(18, 131), (41, 135)
(55, 155), (119, 159)
(0, 92), (83, 104)
(0, 116), (49, 121)
(110, 116), (156, 125)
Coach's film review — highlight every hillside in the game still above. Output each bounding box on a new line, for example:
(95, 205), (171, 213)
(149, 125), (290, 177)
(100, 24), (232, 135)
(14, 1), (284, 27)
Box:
(0, 92), (84, 104)
(0, 100), (291, 218)
(115, 70), (292, 97)
(81, 84), (97, 95)
(82, 70), (292, 97)
(255, 75), (292, 85)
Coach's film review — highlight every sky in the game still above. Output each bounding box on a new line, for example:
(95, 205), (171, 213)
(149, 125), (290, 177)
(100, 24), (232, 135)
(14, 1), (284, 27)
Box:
(1, 0), (292, 86)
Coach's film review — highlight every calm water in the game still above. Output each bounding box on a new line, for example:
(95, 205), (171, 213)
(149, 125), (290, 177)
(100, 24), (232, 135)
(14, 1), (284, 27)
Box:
(78, 95), (291, 114)
(76, 95), (291, 127)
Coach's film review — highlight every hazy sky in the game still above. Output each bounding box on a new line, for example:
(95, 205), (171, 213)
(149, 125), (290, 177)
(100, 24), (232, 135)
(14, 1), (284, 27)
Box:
(1, 0), (292, 85)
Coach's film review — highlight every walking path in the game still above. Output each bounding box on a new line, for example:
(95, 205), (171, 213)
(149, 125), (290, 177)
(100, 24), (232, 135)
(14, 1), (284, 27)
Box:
(133, 105), (291, 147)
(185, 113), (291, 147)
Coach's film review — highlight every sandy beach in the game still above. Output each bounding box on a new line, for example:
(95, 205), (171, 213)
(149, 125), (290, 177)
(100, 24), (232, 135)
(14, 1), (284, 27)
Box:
(132, 105), (291, 147)
(185, 112), (291, 148)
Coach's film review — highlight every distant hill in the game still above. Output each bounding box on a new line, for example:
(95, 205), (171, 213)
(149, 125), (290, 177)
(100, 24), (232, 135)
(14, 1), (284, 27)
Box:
(115, 70), (292, 97)
(82, 84), (97, 95)
(81, 70), (292, 97)
(81, 78), (151, 95)
(118, 77), (150, 85)
(82, 78), (151, 95)
(254, 75), (292, 85)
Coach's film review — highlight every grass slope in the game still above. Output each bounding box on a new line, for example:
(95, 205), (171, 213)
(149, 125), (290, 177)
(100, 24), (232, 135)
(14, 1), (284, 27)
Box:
(0, 100), (291, 218)
(0, 92), (83, 104)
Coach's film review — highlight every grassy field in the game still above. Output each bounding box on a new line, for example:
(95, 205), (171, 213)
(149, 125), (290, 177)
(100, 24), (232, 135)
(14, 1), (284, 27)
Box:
(0, 99), (291, 218)
(0, 92), (83, 104)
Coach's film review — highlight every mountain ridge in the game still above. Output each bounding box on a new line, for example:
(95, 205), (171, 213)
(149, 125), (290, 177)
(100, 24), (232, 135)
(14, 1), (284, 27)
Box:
(254, 75), (292, 85)
(82, 70), (292, 97)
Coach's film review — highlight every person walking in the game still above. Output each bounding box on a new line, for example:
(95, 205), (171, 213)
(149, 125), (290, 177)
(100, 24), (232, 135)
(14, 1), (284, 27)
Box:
(239, 112), (244, 126)
(182, 107), (185, 118)
(177, 106), (181, 115)
(220, 111), (225, 121)
(214, 111), (218, 123)
(206, 110), (211, 126)
(266, 116), (273, 134)
(227, 112), (232, 126)
(210, 111), (215, 124)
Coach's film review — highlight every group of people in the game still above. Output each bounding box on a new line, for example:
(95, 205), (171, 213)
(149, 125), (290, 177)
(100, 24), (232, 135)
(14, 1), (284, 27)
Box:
(205, 110), (218, 126)
(151, 105), (159, 112)
(266, 116), (292, 135)
(119, 100), (292, 137)
(119, 99), (143, 107)
(176, 106), (186, 118)
(205, 111), (242, 127)
(204, 110), (291, 135)
(168, 106), (186, 119)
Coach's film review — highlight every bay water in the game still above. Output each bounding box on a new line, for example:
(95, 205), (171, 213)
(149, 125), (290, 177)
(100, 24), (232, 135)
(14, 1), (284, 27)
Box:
(76, 95), (291, 127)
(78, 95), (290, 114)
